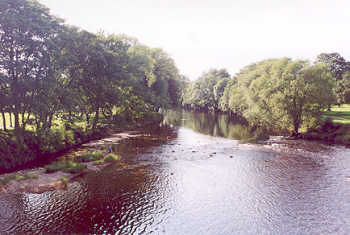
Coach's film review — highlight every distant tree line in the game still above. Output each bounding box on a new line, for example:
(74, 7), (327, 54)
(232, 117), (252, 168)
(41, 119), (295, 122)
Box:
(182, 54), (350, 135)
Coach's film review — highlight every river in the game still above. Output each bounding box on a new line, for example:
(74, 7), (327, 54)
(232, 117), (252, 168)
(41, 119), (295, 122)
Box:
(1, 110), (350, 234)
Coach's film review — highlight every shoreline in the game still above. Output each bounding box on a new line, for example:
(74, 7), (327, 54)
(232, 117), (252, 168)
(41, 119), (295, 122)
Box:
(1, 123), (348, 195)
(0, 131), (143, 195)
(0, 113), (163, 174)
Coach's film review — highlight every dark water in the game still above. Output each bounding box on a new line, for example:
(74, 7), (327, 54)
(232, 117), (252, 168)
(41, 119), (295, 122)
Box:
(2, 110), (350, 234)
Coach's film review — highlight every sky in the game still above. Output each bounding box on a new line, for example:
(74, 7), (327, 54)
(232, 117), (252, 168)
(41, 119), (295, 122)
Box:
(38, 0), (350, 80)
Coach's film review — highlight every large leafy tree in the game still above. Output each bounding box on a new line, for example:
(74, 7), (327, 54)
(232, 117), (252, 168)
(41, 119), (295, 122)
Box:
(316, 53), (350, 80)
(0, 0), (62, 132)
(56, 28), (124, 130)
(229, 58), (336, 134)
(316, 52), (350, 104)
(150, 48), (181, 108)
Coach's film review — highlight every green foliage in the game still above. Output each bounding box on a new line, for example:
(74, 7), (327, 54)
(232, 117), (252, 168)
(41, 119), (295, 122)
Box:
(0, 174), (16, 186)
(337, 72), (350, 104)
(93, 159), (106, 165)
(316, 52), (350, 81)
(0, 0), (183, 171)
(15, 173), (38, 181)
(44, 161), (86, 174)
(61, 176), (68, 183)
(182, 69), (231, 111)
(0, 0), (63, 132)
(0, 173), (38, 186)
(316, 52), (350, 104)
(322, 104), (350, 125)
(221, 58), (336, 134)
(104, 153), (120, 163)
(304, 118), (350, 145)
(75, 152), (104, 163)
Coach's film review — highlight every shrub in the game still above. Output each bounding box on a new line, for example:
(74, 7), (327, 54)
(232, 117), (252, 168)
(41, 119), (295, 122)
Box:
(61, 176), (68, 183)
(92, 159), (105, 165)
(44, 161), (86, 174)
(0, 174), (16, 186)
(15, 173), (38, 181)
(0, 173), (38, 186)
(104, 153), (120, 163)
(75, 151), (104, 163)
(64, 130), (75, 146)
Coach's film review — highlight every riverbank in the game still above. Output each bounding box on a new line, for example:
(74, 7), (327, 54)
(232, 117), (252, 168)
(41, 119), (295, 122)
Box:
(0, 131), (143, 194)
(3, 110), (350, 234)
(0, 112), (162, 173)
(300, 121), (350, 147)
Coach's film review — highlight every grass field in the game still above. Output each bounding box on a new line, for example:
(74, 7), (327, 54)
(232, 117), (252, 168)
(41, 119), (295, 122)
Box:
(323, 104), (350, 125)
(0, 113), (88, 131)
(0, 113), (14, 130)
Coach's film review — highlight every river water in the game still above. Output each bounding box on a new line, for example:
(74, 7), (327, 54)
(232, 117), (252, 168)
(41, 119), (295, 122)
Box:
(1, 110), (350, 234)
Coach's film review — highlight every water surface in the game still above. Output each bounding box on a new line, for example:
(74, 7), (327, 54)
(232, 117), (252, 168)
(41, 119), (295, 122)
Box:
(1, 110), (350, 234)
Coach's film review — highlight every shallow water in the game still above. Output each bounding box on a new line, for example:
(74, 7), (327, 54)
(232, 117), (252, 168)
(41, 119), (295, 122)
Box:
(1, 110), (350, 234)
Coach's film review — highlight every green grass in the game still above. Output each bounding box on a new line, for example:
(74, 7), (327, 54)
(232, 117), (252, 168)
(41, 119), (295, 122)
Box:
(323, 104), (350, 125)
(0, 112), (89, 132)
(44, 161), (86, 174)
(0, 174), (16, 186)
(92, 159), (105, 165)
(15, 173), (38, 181)
(103, 153), (120, 163)
(0, 113), (14, 130)
(61, 176), (68, 183)
(0, 173), (38, 186)
(74, 151), (104, 163)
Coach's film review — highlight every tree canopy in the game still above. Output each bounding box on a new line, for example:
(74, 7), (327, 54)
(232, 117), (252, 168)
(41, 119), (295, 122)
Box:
(182, 69), (231, 111)
(181, 58), (337, 134)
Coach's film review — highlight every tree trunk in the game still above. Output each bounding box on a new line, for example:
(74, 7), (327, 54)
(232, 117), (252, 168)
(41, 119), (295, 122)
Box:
(86, 113), (90, 124)
(92, 107), (99, 130)
(293, 120), (300, 135)
(21, 111), (26, 130)
(48, 113), (53, 129)
(1, 111), (7, 131)
(9, 112), (13, 127)
(14, 107), (20, 132)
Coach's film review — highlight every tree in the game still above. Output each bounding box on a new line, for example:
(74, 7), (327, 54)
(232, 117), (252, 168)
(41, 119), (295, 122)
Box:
(316, 53), (350, 80)
(150, 48), (180, 108)
(231, 58), (336, 134)
(182, 69), (231, 111)
(316, 52), (350, 104)
(213, 78), (229, 104)
(0, 0), (62, 133)
(339, 71), (350, 104)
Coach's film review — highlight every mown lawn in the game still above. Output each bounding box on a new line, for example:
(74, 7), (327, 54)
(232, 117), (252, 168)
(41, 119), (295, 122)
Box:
(323, 104), (350, 125)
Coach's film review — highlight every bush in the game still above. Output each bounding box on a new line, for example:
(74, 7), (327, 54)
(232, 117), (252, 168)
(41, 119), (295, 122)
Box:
(64, 162), (86, 174)
(44, 161), (86, 174)
(104, 153), (120, 163)
(0, 174), (16, 186)
(0, 173), (38, 186)
(75, 151), (104, 163)
(15, 173), (38, 181)
(92, 159), (105, 165)
(64, 130), (75, 146)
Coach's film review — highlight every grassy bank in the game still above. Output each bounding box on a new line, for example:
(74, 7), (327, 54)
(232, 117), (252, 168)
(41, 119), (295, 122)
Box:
(302, 104), (350, 146)
(0, 112), (162, 173)
(322, 104), (350, 125)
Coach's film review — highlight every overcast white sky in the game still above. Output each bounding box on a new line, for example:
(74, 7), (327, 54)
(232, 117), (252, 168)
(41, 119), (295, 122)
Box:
(38, 0), (350, 80)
